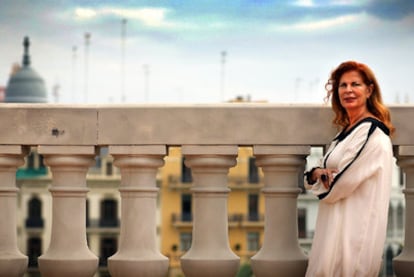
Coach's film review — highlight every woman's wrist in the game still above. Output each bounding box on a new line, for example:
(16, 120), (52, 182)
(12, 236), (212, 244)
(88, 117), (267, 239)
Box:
(305, 167), (320, 185)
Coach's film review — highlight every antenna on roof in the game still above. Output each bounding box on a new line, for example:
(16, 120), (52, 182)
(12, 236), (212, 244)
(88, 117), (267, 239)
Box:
(22, 36), (31, 67)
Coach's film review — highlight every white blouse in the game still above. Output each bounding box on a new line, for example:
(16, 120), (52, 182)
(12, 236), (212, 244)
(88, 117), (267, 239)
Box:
(305, 118), (393, 277)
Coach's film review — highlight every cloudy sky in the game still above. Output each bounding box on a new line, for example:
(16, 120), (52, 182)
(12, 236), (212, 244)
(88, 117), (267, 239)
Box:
(0, 0), (413, 104)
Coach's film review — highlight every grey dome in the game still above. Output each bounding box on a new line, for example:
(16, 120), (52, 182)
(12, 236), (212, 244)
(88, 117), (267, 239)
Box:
(5, 37), (48, 103)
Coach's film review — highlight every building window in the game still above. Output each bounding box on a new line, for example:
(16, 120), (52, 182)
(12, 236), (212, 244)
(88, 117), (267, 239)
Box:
(27, 152), (35, 169)
(387, 204), (394, 236)
(38, 154), (45, 169)
(397, 203), (404, 230)
(247, 232), (260, 252)
(106, 161), (113, 176)
(99, 237), (117, 266)
(181, 157), (193, 183)
(26, 196), (44, 228)
(86, 199), (90, 227)
(248, 157), (259, 184)
(385, 245), (394, 276)
(248, 194), (259, 221)
(95, 155), (102, 169)
(99, 147), (109, 171)
(181, 194), (192, 221)
(399, 167), (404, 187)
(180, 232), (192, 252)
(297, 208), (307, 238)
(27, 237), (42, 268)
(99, 199), (118, 227)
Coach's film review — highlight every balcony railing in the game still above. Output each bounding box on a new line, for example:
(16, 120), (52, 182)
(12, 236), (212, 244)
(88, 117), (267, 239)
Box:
(1, 103), (414, 277)
(168, 174), (263, 190)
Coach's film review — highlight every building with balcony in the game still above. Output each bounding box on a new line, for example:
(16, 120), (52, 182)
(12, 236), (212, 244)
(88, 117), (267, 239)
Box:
(16, 148), (123, 277)
(160, 146), (267, 276)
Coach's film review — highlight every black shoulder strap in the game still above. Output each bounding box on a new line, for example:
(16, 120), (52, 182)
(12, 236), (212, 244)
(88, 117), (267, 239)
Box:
(318, 119), (387, 200)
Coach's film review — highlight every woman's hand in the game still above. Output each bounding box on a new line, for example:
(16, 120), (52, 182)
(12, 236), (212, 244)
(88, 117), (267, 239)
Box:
(313, 168), (339, 189)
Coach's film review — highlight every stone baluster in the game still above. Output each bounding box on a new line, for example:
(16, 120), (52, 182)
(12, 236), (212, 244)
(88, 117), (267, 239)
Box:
(37, 146), (98, 277)
(251, 146), (309, 277)
(180, 145), (240, 277)
(0, 145), (29, 277)
(108, 145), (169, 277)
(394, 146), (414, 276)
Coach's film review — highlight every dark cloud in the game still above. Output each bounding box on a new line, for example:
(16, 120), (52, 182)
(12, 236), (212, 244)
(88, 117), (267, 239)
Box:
(365, 0), (414, 20)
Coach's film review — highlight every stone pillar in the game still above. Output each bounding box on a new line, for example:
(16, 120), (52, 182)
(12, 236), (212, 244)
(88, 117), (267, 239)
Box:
(0, 146), (28, 277)
(37, 146), (98, 277)
(180, 145), (240, 277)
(251, 146), (309, 277)
(108, 145), (169, 277)
(394, 146), (414, 276)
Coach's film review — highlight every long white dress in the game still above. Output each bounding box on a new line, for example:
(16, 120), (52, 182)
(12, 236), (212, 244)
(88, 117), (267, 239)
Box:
(305, 118), (393, 277)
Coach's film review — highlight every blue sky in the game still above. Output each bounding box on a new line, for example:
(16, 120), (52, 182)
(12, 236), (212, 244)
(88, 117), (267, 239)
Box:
(0, 0), (413, 103)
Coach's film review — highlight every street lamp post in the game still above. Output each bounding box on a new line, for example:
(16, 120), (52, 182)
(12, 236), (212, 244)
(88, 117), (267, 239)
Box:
(143, 64), (150, 102)
(220, 51), (227, 102)
(84, 32), (91, 103)
(121, 18), (127, 102)
(72, 46), (77, 103)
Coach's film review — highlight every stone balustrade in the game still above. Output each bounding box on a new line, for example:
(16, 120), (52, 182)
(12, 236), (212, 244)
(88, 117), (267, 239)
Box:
(0, 103), (413, 277)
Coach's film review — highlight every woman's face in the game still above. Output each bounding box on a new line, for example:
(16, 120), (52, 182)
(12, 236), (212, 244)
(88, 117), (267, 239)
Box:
(338, 70), (372, 113)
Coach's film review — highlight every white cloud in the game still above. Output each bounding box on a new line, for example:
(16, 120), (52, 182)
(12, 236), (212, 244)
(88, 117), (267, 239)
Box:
(272, 13), (363, 32)
(74, 8), (98, 19)
(293, 0), (372, 8)
(293, 0), (315, 7)
(329, 0), (372, 6)
(296, 14), (359, 30)
(102, 7), (170, 27)
(73, 7), (172, 28)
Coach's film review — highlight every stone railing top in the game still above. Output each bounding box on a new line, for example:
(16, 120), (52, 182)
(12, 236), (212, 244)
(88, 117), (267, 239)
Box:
(0, 103), (413, 146)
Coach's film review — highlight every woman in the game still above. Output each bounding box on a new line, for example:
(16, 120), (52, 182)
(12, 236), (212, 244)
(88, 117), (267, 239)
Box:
(304, 61), (395, 277)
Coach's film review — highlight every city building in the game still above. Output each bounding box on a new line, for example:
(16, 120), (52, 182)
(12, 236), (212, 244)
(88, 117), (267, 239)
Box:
(4, 37), (48, 103)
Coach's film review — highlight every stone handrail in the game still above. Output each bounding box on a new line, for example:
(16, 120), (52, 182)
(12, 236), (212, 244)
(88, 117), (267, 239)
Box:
(0, 103), (413, 277)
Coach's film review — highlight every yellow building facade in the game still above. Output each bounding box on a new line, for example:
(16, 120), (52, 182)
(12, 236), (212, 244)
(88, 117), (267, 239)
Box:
(159, 146), (265, 276)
